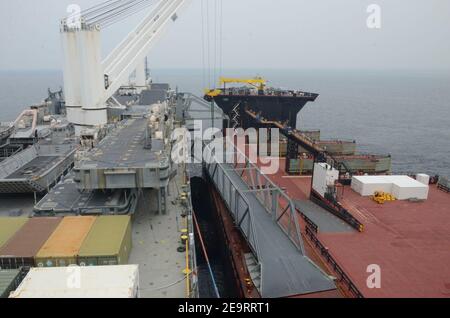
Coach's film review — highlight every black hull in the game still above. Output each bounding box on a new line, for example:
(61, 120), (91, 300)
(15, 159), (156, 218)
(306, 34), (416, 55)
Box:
(206, 93), (318, 127)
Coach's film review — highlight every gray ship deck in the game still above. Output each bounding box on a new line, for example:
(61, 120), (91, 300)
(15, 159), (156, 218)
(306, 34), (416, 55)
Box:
(74, 118), (170, 190)
(34, 174), (138, 216)
(0, 194), (36, 217)
(219, 163), (336, 297)
(6, 156), (59, 180)
(78, 118), (164, 169)
(129, 164), (193, 298)
(295, 200), (355, 233)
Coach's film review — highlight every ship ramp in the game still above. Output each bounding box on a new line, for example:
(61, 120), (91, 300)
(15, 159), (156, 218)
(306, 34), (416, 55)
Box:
(0, 142), (76, 193)
(204, 139), (337, 297)
(34, 173), (138, 216)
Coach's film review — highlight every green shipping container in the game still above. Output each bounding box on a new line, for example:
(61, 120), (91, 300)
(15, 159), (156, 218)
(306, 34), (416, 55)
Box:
(0, 269), (22, 298)
(0, 218), (29, 250)
(77, 215), (132, 266)
(286, 158), (314, 175)
(438, 176), (450, 188)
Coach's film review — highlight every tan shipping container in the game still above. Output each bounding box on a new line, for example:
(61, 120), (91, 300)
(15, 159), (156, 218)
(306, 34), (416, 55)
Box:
(0, 218), (29, 251)
(35, 216), (96, 267)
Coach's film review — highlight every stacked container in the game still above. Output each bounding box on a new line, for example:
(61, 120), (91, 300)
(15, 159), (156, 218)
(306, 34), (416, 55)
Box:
(35, 216), (96, 267)
(0, 217), (62, 269)
(0, 269), (23, 298)
(78, 215), (132, 266)
(0, 218), (29, 251)
(9, 265), (139, 298)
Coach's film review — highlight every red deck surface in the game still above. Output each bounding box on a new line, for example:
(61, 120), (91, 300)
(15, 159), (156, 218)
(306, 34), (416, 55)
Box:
(320, 184), (450, 298)
(263, 159), (450, 297)
(236, 143), (450, 297)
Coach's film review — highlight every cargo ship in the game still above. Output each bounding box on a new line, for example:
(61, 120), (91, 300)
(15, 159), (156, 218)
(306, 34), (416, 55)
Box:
(1, 0), (449, 299)
(0, 0), (202, 298)
(197, 78), (450, 298)
(0, 84), (199, 298)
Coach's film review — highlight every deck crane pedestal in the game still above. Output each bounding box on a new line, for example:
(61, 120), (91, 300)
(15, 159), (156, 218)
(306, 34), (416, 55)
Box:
(60, 0), (190, 133)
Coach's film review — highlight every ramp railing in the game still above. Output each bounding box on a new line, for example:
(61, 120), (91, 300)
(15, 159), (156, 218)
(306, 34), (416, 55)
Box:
(204, 137), (305, 258)
(204, 147), (261, 260)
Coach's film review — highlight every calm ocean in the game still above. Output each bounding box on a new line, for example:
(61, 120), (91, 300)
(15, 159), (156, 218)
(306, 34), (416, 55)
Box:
(0, 69), (449, 176)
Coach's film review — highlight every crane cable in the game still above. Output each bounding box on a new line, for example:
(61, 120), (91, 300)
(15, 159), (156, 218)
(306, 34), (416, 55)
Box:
(84, 0), (141, 24)
(192, 210), (220, 298)
(218, 0), (223, 79)
(201, 0), (223, 89)
(215, 0), (223, 83)
(101, 0), (158, 28)
(206, 0), (211, 89)
(91, 0), (156, 27)
(81, 0), (122, 18)
(200, 0), (207, 90)
(213, 0), (217, 87)
(77, 0), (158, 29)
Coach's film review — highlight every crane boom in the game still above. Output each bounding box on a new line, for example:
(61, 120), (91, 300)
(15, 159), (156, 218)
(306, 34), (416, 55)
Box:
(60, 0), (190, 132)
(103, 0), (188, 100)
(103, 0), (173, 72)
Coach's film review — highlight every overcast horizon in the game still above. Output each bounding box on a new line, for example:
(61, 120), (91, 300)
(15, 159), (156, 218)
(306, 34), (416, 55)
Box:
(0, 0), (449, 72)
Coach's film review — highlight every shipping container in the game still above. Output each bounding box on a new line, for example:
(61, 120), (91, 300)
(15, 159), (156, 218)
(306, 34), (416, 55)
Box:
(316, 140), (356, 156)
(0, 217), (62, 269)
(351, 175), (429, 200)
(336, 155), (392, 174)
(78, 215), (132, 266)
(286, 158), (314, 175)
(0, 218), (29, 250)
(9, 265), (139, 298)
(438, 176), (450, 189)
(351, 175), (393, 196)
(35, 216), (96, 267)
(391, 176), (429, 200)
(416, 174), (430, 185)
(0, 269), (22, 298)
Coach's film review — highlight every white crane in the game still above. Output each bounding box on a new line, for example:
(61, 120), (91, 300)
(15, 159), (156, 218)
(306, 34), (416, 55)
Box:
(60, 0), (190, 132)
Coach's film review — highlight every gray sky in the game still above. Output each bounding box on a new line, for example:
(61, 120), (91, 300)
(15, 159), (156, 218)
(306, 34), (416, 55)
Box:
(0, 0), (449, 71)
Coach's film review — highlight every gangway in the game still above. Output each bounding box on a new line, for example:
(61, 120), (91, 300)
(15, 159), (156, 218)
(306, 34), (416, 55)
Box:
(203, 138), (337, 297)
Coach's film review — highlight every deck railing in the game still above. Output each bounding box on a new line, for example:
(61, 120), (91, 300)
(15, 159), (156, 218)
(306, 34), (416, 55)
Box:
(305, 226), (364, 298)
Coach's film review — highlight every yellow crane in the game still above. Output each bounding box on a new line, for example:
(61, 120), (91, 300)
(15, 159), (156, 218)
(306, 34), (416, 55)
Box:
(205, 76), (267, 97)
(219, 77), (267, 90)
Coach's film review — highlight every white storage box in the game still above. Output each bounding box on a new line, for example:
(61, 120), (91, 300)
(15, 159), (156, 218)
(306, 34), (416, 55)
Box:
(416, 174), (430, 185)
(390, 176), (429, 200)
(351, 176), (393, 196)
(351, 175), (429, 200)
(9, 265), (139, 298)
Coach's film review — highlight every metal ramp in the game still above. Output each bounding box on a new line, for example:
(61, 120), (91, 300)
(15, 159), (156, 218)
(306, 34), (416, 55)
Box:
(0, 143), (76, 194)
(204, 139), (336, 298)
